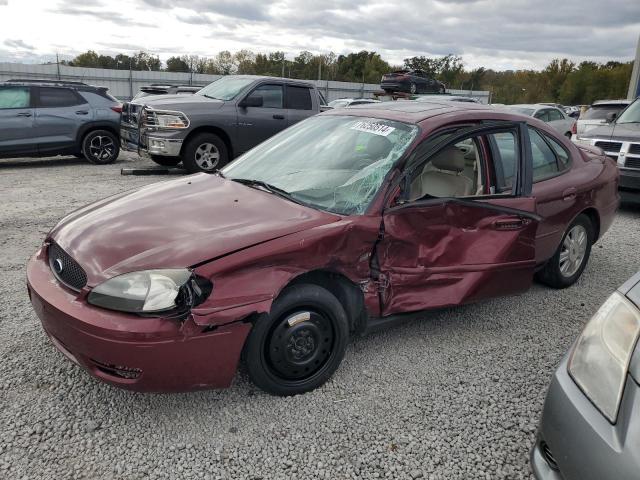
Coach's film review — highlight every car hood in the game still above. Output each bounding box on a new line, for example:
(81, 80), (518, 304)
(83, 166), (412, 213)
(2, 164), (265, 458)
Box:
(581, 122), (640, 142)
(49, 174), (339, 286)
(136, 94), (225, 110)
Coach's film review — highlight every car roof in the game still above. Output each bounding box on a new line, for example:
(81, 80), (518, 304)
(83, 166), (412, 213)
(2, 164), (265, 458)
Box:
(321, 100), (495, 124)
(508, 104), (563, 111)
(3, 79), (109, 92)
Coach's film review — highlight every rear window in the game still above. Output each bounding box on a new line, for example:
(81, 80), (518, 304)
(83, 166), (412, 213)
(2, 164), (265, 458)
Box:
(286, 86), (312, 110)
(581, 104), (628, 120)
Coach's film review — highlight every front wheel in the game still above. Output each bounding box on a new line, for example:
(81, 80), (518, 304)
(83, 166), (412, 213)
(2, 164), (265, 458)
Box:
(82, 130), (119, 164)
(182, 133), (228, 173)
(537, 214), (593, 288)
(244, 284), (349, 396)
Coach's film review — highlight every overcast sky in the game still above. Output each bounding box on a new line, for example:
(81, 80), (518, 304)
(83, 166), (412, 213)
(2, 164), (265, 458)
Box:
(1, 0), (639, 70)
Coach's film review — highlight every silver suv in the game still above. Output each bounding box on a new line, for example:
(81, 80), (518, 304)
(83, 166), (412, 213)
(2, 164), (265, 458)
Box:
(0, 79), (122, 164)
(575, 97), (640, 203)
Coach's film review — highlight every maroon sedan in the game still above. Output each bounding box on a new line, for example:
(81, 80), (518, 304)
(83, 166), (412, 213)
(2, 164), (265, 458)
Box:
(27, 102), (619, 396)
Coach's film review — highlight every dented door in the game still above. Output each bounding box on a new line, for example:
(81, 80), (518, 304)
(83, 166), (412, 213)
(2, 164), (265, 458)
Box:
(377, 196), (539, 316)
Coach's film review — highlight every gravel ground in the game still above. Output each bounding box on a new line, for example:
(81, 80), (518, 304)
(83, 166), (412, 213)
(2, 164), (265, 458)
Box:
(1, 153), (639, 480)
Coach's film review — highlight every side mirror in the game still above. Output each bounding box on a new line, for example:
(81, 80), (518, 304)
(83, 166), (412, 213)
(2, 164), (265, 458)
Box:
(605, 112), (617, 123)
(239, 95), (263, 108)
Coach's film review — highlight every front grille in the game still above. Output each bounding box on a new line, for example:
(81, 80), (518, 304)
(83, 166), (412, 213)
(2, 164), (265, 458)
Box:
(90, 359), (142, 380)
(625, 157), (640, 169)
(594, 141), (622, 153)
(48, 243), (87, 291)
(628, 143), (640, 155)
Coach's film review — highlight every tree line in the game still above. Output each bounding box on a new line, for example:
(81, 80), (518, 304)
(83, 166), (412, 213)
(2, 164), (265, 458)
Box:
(61, 49), (633, 105)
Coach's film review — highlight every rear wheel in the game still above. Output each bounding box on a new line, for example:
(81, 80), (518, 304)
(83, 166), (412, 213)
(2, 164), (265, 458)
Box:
(537, 214), (593, 288)
(82, 130), (119, 164)
(182, 133), (228, 173)
(150, 155), (181, 167)
(245, 284), (349, 396)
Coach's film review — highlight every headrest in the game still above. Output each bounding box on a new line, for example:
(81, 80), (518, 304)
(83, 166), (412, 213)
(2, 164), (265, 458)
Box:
(431, 147), (465, 173)
(366, 135), (393, 159)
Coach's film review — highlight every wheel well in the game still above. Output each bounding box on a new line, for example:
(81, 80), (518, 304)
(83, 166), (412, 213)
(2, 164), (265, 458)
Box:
(284, 270), (367, 333)
(181, 126), (234, 159)
(581, 207), (601, 241)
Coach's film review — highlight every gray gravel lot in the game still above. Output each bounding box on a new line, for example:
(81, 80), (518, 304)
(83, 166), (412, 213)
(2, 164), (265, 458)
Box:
(1, 152), (639, 480)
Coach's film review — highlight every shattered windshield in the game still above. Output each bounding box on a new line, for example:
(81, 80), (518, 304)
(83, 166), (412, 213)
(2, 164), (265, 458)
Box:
(222, 115), (419, 215)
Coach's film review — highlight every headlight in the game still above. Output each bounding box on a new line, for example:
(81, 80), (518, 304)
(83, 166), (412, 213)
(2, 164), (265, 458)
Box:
(144, 109), (189, 129)
(568, 292), (640, 422)
(87, 269), (211, 314)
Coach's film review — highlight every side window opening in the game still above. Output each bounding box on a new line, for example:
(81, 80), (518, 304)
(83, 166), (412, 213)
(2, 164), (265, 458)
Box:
(286, 86), (312, 110)
(0, 86), (31, 109)
(247, 84), (283, 109)
(38, 87), (84, 108)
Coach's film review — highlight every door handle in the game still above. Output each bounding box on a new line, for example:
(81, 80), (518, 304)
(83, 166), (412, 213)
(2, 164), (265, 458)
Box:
(17, 112), (31, 117)
(562, 187), (577, 201)
(75, 110), (89, 115)
(493, 217), (531, 231)
(272, 114), (285, 120)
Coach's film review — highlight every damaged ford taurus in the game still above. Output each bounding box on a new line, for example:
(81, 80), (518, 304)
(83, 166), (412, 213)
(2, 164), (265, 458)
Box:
(27, 101), (619, 396)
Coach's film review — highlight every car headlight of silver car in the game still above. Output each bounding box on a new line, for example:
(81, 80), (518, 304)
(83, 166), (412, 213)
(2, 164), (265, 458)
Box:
(568, 292), (640, 422)
(87, 269), (212, 315)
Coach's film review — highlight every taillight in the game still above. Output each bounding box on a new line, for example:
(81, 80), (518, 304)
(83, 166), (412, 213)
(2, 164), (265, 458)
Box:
(111, 105), (123, 113)
(571, 122), (577, 135)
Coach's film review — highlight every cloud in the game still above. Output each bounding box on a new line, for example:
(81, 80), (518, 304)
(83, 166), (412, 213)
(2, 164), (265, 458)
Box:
(4, 39), (35, 50)
(142, 0), (270, 21)
(53, 6), (152, 27)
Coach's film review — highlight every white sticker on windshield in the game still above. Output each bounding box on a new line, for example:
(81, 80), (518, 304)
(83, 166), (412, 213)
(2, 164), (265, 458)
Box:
(350, 121), (395, 137)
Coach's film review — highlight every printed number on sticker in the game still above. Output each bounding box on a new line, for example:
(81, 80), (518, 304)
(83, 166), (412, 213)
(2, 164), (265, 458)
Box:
(350, 121), (395, 137)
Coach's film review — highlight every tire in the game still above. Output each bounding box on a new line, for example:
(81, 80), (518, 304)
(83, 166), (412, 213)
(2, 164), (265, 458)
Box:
(439, 85), (446, 94)
(150, 155), (181, 167)
(409, 82), (417, 94)
(245, 284), (349, 396)
(537, 214), (594, 289)
(565, 132), (572, 139)
(81, 130), (119, 165)
(181, 133), (228, 173)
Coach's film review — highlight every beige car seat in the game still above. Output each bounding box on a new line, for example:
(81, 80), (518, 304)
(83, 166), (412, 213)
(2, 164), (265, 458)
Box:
(411, 146), (474, 200)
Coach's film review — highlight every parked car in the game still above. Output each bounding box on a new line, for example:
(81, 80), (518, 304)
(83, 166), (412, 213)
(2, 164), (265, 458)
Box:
(574, 97), (640, 203)
(28, 102), (618, 396)
(121, 75), (326, 172)
(575, 99), (632, 136)
(0, 79), (121, 164)
(505, 104), (576, 138)
(415, 94), (480, 103)
(540, 102), (565, 111)
(380, 70), (446, 94)
(564, 105), (581, 118)
(132, 84), (203, 100)
(531, 272), (640, 480)
(328, 98), (381, 108)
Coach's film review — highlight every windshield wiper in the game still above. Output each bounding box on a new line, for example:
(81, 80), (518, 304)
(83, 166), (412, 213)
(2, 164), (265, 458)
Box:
(231, 178), (307, 206)
(202, 94), (221, 100)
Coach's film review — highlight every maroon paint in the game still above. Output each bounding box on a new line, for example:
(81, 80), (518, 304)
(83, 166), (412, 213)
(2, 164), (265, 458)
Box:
(27, 104), (619, 392)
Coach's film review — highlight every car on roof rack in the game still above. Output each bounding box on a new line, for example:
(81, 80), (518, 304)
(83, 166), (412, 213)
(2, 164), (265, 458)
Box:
(133, 84), (204, 100)
(0, 79), (122, 164)
(380, 69), (446, 95)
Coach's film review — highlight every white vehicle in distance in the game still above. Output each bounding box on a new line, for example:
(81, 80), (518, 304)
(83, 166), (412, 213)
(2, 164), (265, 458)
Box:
(504, 104), (576, 138)
(575, 99), (632, 137)
(415, 94), (481, 103)
(327, 98), (381, 108)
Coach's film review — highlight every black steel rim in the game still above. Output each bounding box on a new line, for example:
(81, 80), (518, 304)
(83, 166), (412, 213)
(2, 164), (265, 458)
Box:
(265, 309), (335, 381)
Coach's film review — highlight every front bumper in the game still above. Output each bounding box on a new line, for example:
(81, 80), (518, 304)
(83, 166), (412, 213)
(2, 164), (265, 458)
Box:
(531, 354), (640, 480)
(619, 168), (640, 202)
(26, 246), (251, 392)
(120, 124), (184, 157)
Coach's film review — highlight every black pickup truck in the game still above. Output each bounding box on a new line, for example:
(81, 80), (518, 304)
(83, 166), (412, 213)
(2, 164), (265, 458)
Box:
(121, 75), (327, 173)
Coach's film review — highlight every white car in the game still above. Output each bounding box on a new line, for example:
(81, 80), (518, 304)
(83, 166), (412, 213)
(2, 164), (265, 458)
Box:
(327, 98), (381, 108)
(575, 99), (632, 136)
(505, 104), (576, 138)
